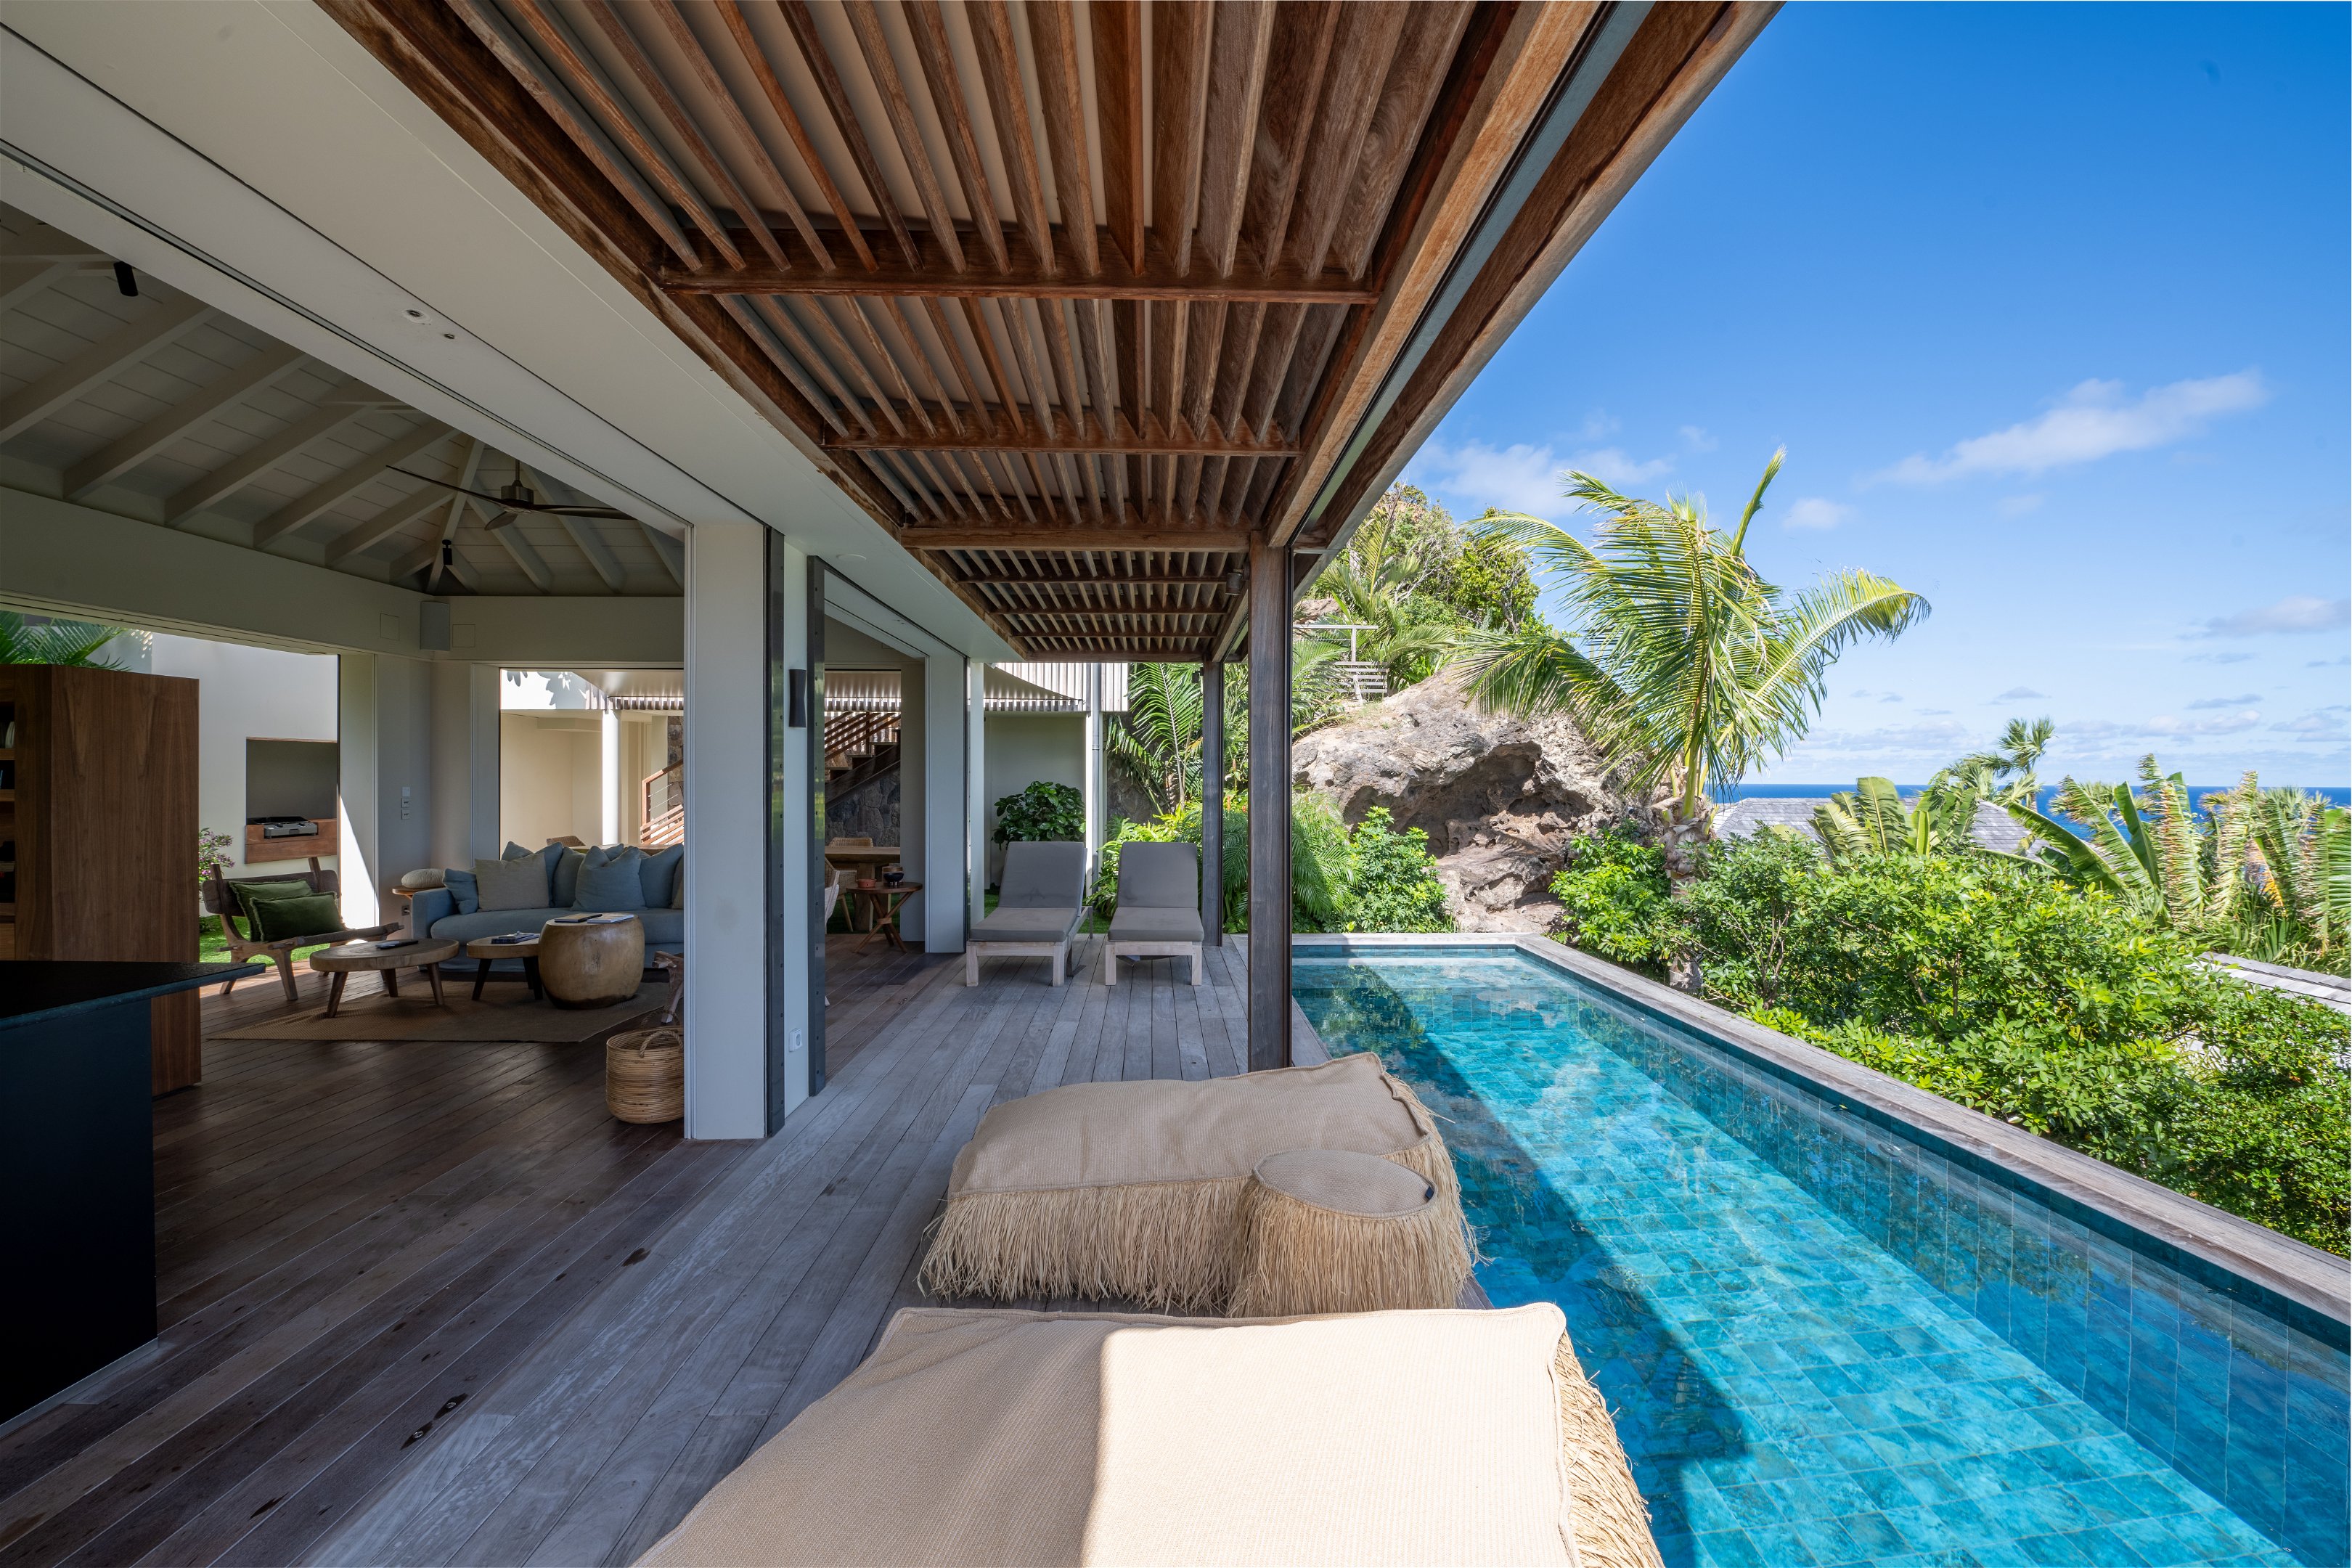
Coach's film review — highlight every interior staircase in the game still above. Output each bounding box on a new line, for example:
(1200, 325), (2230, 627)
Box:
(824, 707), (901, 798)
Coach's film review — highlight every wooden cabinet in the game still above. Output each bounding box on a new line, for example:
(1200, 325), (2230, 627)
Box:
(0, 666), (202, 1093)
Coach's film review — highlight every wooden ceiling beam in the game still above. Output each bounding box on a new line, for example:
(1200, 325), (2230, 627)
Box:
(827, 410), (1295, 457)
(961, 573), (1234, 587)
(905, 527), (1251, 551)
(663, 228), (1373, 302)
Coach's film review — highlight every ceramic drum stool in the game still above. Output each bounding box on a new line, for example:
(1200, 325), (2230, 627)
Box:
(1228, 1147), (1474, 1317)
(539, 915), (645, 1009)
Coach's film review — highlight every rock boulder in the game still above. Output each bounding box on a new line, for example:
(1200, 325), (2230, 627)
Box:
(1291, 667), (1645, 931)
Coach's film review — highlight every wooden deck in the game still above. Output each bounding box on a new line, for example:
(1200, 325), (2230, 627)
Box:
(0, 935), (1254, 1567)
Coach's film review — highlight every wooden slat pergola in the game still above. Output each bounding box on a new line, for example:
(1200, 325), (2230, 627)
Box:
(325, 0), (1776, 1064)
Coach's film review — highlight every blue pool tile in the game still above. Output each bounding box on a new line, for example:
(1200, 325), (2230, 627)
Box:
(1297, 953), (2340, 1568)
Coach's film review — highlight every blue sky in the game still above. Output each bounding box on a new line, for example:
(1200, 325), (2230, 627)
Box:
(1402, 2), (2349, 787)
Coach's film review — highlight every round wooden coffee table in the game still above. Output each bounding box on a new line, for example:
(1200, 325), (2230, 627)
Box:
(309, 938), (460, 1018)
(465, 934), (545, 1001)
(539, 915), (645, 1009)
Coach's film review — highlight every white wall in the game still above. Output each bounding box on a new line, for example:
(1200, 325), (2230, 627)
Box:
(499, 714), (602, 850)
(148, 632), (339, 881)
(983, 714), (1083, 881)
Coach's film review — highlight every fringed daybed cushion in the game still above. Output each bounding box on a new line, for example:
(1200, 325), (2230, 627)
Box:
(635, 1303), (1661, 1568)
(918, 1053), (1463, 1311)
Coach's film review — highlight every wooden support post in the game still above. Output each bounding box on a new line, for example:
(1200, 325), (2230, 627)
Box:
(1246, 536), (1291, 1070)
(1200, 658), (1223, 949)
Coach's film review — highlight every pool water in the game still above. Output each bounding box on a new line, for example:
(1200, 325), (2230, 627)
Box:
(1294, 950), (2351, 1568)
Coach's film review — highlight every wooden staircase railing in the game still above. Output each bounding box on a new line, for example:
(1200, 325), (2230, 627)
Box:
(642, 761), (683, 849)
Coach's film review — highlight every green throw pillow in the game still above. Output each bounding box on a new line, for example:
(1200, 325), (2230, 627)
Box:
(231, 879), (314, 926)
(253, 892), (344, 943)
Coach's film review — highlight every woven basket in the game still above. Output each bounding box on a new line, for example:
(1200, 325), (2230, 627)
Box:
(608, 1027), (684, 1124)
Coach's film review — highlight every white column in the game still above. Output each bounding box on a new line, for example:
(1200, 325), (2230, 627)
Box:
(469, 663), (500, 861)
(968, 661), (987, 930)
(1082, 662), (1103, 869)
(777, 540), (813, 1117)
(600, 705), (621, 845)
(337, 653), (379, 929)
(683, 517), (767, 1140)
(923, 652), (968, 952)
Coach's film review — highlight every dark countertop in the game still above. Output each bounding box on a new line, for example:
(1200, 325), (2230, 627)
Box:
(0, 961), (264, 1026)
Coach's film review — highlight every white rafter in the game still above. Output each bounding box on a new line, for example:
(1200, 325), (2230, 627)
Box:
(323, 483), (451, 568)
(64, 343), (307, 499)
(0, 295), (212, 442)
(491, 515), (554, 592)
(558, 515), (626, 592)
(252, 420), (451, 548)
(0, 258), (107, 315)
(640, 521), (683, 586)
(164, 387), (369, 526)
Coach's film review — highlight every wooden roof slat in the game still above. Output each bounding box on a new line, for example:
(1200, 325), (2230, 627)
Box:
(502, 0), (743, 267)
(444, 0), (701, 266)
(1026, 1), (1099, 277)
(728, 295), (854, 433)
(841, 0), (968, 274)
(825, 408), (1294, 457)
(1090, 1), (1146, 275)
(577, 0), (790, 269)
(905, 0), (1011, 274)
(967, 1), (1059, 274)
(712, 0), (875, 269)
(775, 0), (920, 268)
(902, 526), (1248, 550)
(1151, 0), (1212, 278)
(645, 0), (831, 266)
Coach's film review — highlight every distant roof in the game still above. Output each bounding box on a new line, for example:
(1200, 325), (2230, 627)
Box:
(1715, 796), (2032, 856)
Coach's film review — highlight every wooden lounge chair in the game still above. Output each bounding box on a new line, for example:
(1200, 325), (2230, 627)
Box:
(201, 860), (398, 1003)
(964, 841), (1085, 987)
(1102, 840), (1203, 985)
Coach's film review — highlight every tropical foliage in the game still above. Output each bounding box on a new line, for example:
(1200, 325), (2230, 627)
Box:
(0, 611), (126, 667)
(991, 780), (1083, 846)
(1298, 484), (1537, 695)
(1555, 827), (2348, 1253)
(1092, 795), (1453, 936)
(1459, 452), (1928, 891)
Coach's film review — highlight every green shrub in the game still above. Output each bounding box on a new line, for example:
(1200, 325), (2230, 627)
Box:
(1550, 830), (1678, 969)
(992, 780), (1083, 845)
(1344, 808), (1453, 934)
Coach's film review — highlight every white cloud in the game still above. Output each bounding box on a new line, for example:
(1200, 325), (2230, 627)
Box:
(1679, 425), (1718, 452)
(2272, 706), (2349, 736)
(2187, 651), (2257, 664)
(1866, 371), (2268, 485)
(1993, 686), (2046, 701)
(2186, 694), (2261, 709)
(1996, 494), (2045, 517)
(2199, 596), (2351, 637)
(1782, 497), (1853, 531)
(2064, 711), (2261, 742)
(1881, 694), (1903, 703)
(2147, 710), (2261, 736)
(1405, 436), (1673, 519)
(2310, 655), (2351, 668)
(1919, 709), (1952, 716)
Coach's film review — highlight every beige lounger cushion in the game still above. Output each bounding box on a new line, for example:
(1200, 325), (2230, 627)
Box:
(919, 1054), (1463, 1310)
(637, 1303), (1659, 1568)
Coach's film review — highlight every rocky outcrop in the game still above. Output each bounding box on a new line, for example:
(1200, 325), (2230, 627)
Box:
(1291, 667), (1646, 931)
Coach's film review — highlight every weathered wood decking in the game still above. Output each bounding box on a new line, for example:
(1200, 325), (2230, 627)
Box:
(0, 935), (1259, 1567)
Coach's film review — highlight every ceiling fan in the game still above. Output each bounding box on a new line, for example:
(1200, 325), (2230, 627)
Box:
(389, 460), (634, 525)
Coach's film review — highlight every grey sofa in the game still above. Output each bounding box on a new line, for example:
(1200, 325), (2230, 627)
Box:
(409, 844), (683, 973)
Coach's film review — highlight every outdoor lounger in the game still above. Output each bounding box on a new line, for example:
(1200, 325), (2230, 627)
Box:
(918, 1052), (1464, 1312)
(1103, 840), (1204, 985)
(635, 1302), (1661, 1568)
(966, 840), (1087, 987)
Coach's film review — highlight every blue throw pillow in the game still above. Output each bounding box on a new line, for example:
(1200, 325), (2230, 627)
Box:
(573, 845), (647, 911)
(442, 866), (480, 915)
(637, 843), (683, 907)
(552, 847), (587, 907)
(502, 841), (562, 905)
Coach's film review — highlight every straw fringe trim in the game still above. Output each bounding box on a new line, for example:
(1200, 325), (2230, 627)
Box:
(1553, 1335), (1664, 1568)
(920, 1129), (1461, 1312)
(1226, 1176), (1472, 1317)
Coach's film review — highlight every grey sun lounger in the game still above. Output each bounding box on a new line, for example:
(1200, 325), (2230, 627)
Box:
(965, 841), (1087, 987)
(1103, 841), (1204, 986)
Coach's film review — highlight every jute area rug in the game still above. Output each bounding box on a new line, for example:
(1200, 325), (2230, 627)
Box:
(213, 984), (665, 1043)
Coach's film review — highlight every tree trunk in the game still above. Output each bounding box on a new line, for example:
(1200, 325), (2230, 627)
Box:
(1658, 794), (1713, 993)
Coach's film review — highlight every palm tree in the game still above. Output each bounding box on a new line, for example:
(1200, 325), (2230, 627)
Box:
(1107, 662), (1205, 814)
(1813, 775), (1981, 862)
(2009, 759), (2246, 928)
(0, 611), (126, 667)
(1945, 716), (2054, 806)
(1459, 450), (1929, 891)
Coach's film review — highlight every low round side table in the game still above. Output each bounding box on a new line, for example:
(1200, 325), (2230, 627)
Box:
(539, 915), (645, 1009)
(309, 938), (460, 1019)
(465, 934), (545, 1001)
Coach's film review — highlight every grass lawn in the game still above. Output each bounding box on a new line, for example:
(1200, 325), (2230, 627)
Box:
(200, 914), (334, 969)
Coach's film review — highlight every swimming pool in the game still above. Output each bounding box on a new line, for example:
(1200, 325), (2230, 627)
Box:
(1294, 944), (2350, 1568)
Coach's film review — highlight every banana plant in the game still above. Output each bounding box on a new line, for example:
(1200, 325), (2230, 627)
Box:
(1813, 777), (1937, 859)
